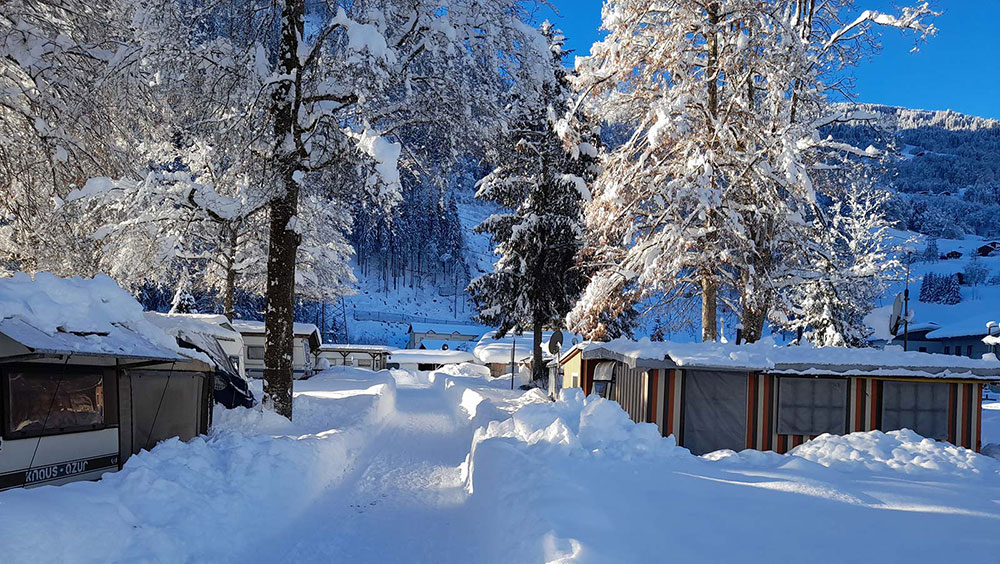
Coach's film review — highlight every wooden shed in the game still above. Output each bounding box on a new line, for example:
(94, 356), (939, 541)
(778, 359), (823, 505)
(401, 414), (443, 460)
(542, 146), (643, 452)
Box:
(0, 274), (214, 491)
(559, 339), (1000, 455)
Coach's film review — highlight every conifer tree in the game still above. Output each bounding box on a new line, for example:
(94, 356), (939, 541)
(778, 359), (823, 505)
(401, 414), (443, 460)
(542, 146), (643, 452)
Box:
(470, 24), (598, 383)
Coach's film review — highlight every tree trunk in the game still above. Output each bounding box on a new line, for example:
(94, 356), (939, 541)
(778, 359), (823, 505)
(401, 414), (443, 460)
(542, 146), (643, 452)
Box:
(740, 305), (766, 343)
(701, 273), (718, 342)
(263, 0), (303, 420)
(223, 225), (238, 320)
(700, 3), (720, 343)
(532, 322), (545, 386)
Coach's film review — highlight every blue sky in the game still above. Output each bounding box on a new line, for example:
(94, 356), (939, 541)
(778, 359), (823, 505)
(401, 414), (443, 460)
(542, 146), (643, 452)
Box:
(540, 1), (1000, 119)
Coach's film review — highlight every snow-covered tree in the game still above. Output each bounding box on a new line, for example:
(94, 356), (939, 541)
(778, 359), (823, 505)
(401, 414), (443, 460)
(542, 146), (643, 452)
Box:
(782, 181), (900, 347)
(922, 239), (940, 262)
(0, 0), (157, 275)
(470, 23), (598, 383)
(568, 0), (937, 342)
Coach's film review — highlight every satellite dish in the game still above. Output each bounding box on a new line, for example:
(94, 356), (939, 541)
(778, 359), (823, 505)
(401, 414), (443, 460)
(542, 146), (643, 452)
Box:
(547, 330), (564, 355)
(889, 293), (903, 336)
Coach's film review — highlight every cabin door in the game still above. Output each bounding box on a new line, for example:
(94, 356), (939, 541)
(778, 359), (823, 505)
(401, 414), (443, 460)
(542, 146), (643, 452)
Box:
(682, 370), (747, 455)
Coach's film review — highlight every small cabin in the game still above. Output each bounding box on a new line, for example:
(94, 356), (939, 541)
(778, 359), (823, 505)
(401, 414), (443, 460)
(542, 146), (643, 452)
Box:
(977, 242), (1000, 257)
(317, 344), (391, 371)
(0, 274), (213, 491)
(387, 349), (476, 372)
(942, 250), (963, 260)
(405, 323), (488, 350)
(559, 339), (1000, 455)
(232, 320), (321, 379)
(474, 330), (581, 378)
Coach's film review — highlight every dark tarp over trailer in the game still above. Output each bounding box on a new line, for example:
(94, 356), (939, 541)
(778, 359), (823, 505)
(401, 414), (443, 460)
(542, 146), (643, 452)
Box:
(682, 370), (748, 455)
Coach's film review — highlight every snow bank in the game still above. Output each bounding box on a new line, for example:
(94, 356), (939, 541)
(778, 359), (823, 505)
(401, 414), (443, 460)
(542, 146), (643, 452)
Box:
(462, 391), (1000, 562)
(0, 368), (396, 564)
(788, 429), (997, 478)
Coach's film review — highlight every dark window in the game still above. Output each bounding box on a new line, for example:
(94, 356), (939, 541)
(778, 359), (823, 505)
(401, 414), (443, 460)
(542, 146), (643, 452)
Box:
(881, 381), (949, 440)
(967, 345), (974, 357)
(956, 348), (962, 356)
(777, 377), (847, 436)
(944, 346), (951, 355)
(919, 347), (927, 353)
(5, 370), (106, 439)
(246, 346), (265, 360)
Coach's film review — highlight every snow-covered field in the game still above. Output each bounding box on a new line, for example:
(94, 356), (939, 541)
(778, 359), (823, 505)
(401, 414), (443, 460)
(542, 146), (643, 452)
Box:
(3, 365), (1000, 563)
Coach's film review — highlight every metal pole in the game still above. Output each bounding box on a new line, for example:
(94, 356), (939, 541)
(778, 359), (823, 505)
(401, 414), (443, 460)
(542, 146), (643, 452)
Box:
(510, 338), (516, 391)
(904, 253), (911, 352)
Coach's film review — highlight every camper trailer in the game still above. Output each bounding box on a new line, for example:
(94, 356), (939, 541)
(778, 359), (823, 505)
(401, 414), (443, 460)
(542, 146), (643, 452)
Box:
(0, 274), (213, 491)
(232, 320), (321, 379)
(145, 312), (255, 409)
(560, 338), (1000, 454)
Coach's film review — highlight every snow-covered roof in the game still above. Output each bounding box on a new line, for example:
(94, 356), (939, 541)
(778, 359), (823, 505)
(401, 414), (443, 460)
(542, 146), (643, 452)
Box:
(387, 349), (476, 365)
(0, 273), (185, 362)
(319, 343), (392, 353)
(407, 322), (489, 337)
(565, 338), (1000, 380)
(924, 318), (998, 340)
(231, 320), (321, 346)
(473, 330), (583, 365)
(145, 312), (242, 342)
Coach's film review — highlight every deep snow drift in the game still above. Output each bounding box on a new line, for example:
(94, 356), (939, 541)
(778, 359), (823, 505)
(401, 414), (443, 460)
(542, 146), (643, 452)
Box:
(2, 365), (1000, 563)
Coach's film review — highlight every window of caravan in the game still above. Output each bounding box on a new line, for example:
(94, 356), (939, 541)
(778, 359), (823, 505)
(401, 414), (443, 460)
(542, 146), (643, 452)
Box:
(882, 381), (949, 440)
(5, 370), (106, 438)
(246, 346), (265, 360)
(776, 377), (847, 436)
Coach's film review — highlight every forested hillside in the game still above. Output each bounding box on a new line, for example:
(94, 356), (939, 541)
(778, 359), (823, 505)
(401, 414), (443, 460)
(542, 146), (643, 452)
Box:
(831, 104), (1000, 239)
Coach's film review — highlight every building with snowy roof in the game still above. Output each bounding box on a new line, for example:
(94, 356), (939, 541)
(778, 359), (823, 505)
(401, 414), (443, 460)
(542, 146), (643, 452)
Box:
(559, 338), (1000, 455)
(405, 322), (489, 350)
(890, 319), (1000, 359)
(317, 344), (391, 371)
(0, 273), (214, 491)
(232, 320), (321, 379)
(387, 349), (476, 372)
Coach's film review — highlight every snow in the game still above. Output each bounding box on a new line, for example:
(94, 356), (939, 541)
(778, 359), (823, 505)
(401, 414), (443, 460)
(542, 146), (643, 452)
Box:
(573, 336), (1000, 378)
(5, 364), (1000, 562)
(0, 272), (186, 360)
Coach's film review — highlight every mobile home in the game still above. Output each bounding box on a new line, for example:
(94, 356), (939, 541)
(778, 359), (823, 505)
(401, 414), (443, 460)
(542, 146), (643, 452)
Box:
(560, 339), (1000, 455)
(0, 274), (213, 491)
(232, 320), (321, 379)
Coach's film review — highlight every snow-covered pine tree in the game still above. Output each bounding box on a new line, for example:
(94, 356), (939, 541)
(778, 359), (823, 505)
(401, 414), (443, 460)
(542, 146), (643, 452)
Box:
(941, 274), (962, 305)
(470, 23), (597, 383)
(919, 273), (936, 303)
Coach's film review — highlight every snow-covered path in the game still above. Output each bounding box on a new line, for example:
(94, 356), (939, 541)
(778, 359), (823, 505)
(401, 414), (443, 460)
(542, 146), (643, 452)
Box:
(6, 366), (1000, 563)
(254, 379), (488, 563)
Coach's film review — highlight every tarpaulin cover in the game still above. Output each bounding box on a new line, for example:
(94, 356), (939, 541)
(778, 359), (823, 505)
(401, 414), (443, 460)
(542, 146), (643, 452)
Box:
(776, 377), (847, 436)
(882, 381), (950, 440)
(683, 370), (747, 455)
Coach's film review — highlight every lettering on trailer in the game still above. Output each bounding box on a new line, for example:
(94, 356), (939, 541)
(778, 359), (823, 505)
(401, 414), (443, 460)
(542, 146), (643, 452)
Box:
(0, 454), (119, 491)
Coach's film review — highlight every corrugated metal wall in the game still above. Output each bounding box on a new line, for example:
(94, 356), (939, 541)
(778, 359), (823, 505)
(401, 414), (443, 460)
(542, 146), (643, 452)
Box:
(611, 363), (649, 424)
